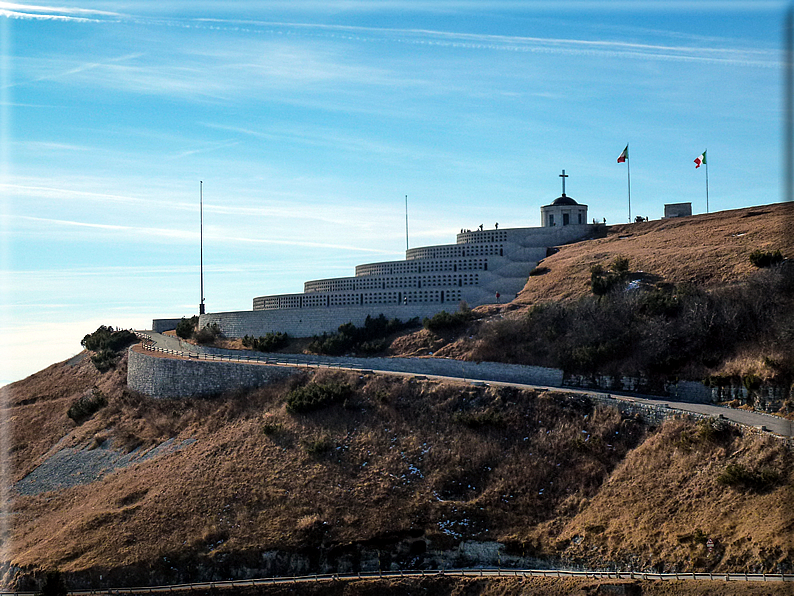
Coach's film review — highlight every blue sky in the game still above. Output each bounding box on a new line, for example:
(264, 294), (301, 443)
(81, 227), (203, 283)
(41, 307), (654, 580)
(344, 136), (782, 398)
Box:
(0, 1), (790, 385)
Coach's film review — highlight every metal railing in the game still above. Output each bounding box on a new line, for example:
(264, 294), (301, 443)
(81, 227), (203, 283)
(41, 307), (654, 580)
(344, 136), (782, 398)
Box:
(3, 567), (793, 595)
(133, 332), (356, 371)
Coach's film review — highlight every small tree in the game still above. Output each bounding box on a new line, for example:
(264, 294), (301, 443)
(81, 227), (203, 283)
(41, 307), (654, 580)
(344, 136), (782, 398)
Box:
(749, 249), (783, 268)
(194, 323), (221, 344)
(175, 316), (198, 339)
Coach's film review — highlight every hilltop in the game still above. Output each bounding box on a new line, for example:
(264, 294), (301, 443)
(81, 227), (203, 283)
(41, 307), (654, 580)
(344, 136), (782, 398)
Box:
(515, 202), (793, 304)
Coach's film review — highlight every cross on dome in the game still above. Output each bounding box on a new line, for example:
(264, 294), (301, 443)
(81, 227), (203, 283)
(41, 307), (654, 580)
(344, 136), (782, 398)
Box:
(559, 169), (569, 196)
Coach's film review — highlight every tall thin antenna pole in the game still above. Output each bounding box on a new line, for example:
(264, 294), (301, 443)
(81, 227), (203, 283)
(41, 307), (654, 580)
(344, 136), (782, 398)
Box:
(627, 145), (632, 222)
(405, 194), (409, 251)
(199, 181), (205, 315)
(785, 6), (793, 203)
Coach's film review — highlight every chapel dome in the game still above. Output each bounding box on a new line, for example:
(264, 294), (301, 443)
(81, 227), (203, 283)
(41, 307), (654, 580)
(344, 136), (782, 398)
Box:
(551, 194), (578, 206)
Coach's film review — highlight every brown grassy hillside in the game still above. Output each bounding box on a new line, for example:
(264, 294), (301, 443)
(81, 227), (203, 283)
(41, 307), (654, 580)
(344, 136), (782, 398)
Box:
(4, 350), (793, 592)
(513, 202), (794, 306)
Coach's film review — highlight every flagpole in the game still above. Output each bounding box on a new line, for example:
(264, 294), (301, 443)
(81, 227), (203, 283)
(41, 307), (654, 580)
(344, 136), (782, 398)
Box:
(627, 144), (632, 222)
(199, 181), (205, 315)
(705, 159), (709, 214)
(405, 194), (409, 251)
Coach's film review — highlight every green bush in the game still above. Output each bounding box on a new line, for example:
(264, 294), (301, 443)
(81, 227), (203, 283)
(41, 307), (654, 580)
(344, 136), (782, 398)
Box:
(742, 373), (762, 393)
(749, 249), (783, 268)
(91, 349), (120, 372)
(81, 325), (137, 353)
(243, 332), (289, 352)
(423, 307), (472, 333)
(638, 288), (681, 317)
(717, 463), (780, 491)
(307, 314), (417, 356)
(528, 266), (549, 277)
(302, 435), (333, 455)
(611, 255), (630, 274)
(176, 316), (198, 339)
(67, 388), (107, 423)
(81, 326), (137, 371)
(262, 419), (283, 435)
(590, 257), (631, 296)
(286, 381), (352, 414)
(194, 323), (221, 345)
(695, 417), (733, 443)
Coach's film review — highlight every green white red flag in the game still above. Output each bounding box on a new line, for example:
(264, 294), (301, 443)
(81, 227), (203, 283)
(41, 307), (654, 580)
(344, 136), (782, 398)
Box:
(617, 145), (628, 163)
(694, 150), (707, 168)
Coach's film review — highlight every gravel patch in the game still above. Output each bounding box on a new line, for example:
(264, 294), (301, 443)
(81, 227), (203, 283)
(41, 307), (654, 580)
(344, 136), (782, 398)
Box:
(14, 437), (196, 496)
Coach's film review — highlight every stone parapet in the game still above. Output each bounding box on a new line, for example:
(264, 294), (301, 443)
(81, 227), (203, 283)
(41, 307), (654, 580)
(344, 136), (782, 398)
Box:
(127, 347), (296, 399)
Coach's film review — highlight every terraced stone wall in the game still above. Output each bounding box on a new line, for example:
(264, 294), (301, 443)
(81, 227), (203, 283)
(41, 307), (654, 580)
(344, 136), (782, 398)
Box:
(199, 304), (454, 339)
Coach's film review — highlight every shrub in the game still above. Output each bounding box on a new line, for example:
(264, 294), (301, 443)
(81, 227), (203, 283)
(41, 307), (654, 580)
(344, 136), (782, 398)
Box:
(38, 570), (67, 596)
(302, 435), (333, 455)
(67, 388), (107, 424)
(695, 417), (733, 443)
(423, 307), (472, 333)
(749, 249), (783, 268)
(528, 266), (549, 277)
(243, 332), (289, 352)
(611, 255), (630, 274)
(91, 349), (120, 372)
(307, 315), (417, 356)
(81, 325), (137, 353)
(81, 326), (137, 371)
(194, 323), (221, 345)
(717, 463), (781, 491)
(638, 288), (681, 318)
(176, 316), (198, 339)
(286, 381), (352, 414)
(262, 417), (283, 435)
(742, 373), (762, 393)
(590, 257), (631, 296)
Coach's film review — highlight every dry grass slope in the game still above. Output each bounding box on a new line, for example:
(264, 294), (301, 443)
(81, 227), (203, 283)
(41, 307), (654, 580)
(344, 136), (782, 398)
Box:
(4, 347), (793, 591)
(514, 202), (794, 306)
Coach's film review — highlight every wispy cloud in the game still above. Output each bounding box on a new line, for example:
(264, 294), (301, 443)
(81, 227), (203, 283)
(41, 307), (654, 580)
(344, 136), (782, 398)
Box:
(19, 141), (91, 151)
(167, 138), (240, 160)
(13, 214), (397, 253)
(243, 21), (780, 68)
(1, 181), (405, 228)
(0, 1), (122, 22)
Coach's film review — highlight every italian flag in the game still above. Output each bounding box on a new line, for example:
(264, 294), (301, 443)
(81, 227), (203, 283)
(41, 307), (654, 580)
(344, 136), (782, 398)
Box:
(617, 145), (628, 163)
(694, 150), (707, 168)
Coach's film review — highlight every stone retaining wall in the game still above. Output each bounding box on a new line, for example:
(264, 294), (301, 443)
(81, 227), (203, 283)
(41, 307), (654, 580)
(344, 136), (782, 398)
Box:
(127, 347), (297, 399)
(152, 318), (183, 333)
(562, 374), (713, 404)
(162, 341), (712, 403)
(169, 342), (565, 388)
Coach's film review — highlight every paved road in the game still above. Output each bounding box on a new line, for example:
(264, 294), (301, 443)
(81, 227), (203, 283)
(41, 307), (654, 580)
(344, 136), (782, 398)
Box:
(138, 331), (793, 438)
